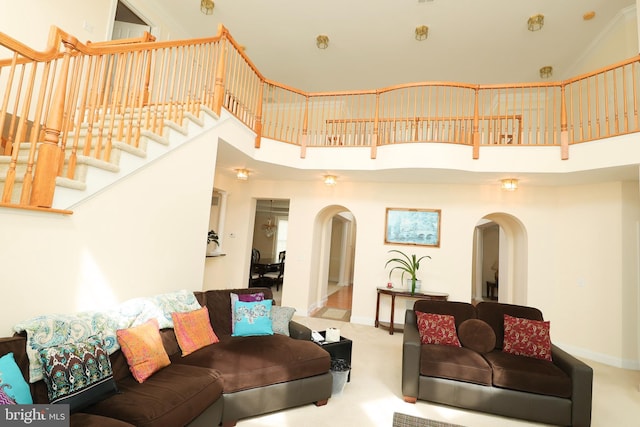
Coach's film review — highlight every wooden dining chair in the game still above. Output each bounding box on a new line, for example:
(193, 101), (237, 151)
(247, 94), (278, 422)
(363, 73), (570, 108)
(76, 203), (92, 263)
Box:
(263, 251), (285, 291)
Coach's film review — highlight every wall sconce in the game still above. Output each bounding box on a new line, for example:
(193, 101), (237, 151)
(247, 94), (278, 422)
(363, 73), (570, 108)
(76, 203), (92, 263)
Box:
(415, 25), (429, 41)
(323, 175), (337, 186)
(539, 66), (553, 79)
(501, 179), (519, 191)
(200, 0), (214, 15)
(316, 35), (329, 49)
(527, 14), (544, 31)
(235, 168), (249, 180)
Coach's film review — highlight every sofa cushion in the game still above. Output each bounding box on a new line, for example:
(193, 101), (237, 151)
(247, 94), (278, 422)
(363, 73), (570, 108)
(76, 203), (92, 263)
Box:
(458, 319), (496, 354)
(196, 288), (274, 337)
(71, 413), (136, 427)
(172, 306), (219, 356)
(38, 336), (118, 412)
(271, 306), (296, 336)
(232, 300), (274, 337)
(0, 352), (32, 404)
(503, 314), (552, 361)
(413, 300), (476, 329)
(420, 344), (492, 386)
(416, 312), (461, 347)
(82, 364), (223, 427)
(476, 302), (544, 349)
(483, 350), (572, 398)
(116, 319), (170, 383)
(175, 334), (330, 393)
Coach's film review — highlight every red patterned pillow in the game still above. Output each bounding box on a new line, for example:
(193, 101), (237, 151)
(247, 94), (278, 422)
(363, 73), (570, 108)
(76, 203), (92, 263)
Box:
(503, 314), (552, 361)
(415, 311), (461, 347)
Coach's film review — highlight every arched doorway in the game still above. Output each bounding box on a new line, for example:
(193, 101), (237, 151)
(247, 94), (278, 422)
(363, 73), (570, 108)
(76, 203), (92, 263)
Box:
(310, 205), (356, 321)
(472, 213), (528, 305)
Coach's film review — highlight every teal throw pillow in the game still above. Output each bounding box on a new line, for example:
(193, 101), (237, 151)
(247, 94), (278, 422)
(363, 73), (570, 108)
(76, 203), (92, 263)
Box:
(0, 352), (33, 404)
(232, 300), (274, 337)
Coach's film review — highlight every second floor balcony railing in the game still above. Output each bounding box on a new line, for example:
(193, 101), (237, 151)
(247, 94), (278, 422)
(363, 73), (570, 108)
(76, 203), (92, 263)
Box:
(0, 24), (639, 211)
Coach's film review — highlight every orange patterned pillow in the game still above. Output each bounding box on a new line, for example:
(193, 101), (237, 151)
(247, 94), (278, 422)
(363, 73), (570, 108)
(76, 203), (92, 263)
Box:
(116, 318), (170, 383)
(172, 306), (219, 356)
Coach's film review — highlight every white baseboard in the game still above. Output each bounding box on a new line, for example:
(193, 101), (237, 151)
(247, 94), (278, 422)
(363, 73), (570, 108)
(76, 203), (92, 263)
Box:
(555, 341), (640, 370)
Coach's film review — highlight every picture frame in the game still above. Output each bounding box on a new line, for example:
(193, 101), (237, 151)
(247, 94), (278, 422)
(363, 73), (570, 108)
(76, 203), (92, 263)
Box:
(384, 208), (441, 247)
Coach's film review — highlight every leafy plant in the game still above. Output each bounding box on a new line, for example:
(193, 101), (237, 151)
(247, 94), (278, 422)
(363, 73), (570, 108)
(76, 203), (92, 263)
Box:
(207, 230), (219, 246)
(385, 249), (431, 294)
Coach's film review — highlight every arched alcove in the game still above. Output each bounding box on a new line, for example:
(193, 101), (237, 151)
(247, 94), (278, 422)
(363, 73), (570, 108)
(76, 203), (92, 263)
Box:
(473, 213), (528, 305)
(309, 205), (356, 316)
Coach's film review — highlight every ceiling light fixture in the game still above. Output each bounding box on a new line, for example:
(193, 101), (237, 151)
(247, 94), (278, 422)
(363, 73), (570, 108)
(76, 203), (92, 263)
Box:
(200, 0), (214, 15)
(527, 14), (544, 31)
(235, 168), (249, 180)
(316, 35), (329, 49)
(583, 11), (596, 21)
(501, 179), (519, 191)
(415, 25), (429, 41)
(539, 66), (553, 79)
(262, 200), (277, 238)
(323, 175), (337, 186)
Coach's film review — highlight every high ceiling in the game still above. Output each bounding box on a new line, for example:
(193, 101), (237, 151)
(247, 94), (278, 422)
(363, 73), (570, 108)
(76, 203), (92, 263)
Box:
(160, 0), (635, 92)
(148, 0), (638, 186)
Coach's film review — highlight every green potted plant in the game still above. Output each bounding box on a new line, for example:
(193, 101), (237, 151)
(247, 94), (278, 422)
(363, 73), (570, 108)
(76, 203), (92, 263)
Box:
(385, 249), (431, 295)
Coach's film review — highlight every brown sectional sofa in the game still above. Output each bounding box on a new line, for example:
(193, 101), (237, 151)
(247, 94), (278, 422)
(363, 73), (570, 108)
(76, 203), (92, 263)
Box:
(1, 287), (332, 427)
(402, 300), (593, 427)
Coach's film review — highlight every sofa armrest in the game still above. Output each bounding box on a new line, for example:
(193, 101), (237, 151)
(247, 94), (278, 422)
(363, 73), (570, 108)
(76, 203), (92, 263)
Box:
(402, 309), (421, 401)
(551, 344), (593, 427)
(289, 320), (312, 341)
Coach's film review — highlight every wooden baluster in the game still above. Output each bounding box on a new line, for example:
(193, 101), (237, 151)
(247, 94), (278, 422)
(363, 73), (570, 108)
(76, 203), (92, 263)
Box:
(18, 63), (41, 204)
(213, 39), (227, 116)
(472, 88), (480, 159)
(560, 84), (569, 160)
(254, 82), (263, 148)
(30, 39), (74, 208)
(371, 92), (379, 159)
(300, 96), (308, 158)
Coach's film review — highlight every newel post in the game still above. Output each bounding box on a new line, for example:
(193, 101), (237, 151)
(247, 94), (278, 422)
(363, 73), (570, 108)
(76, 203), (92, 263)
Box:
(472, 87), (480, 159)
(300, 96), (309, 158)
(254, 83), (264, 148)
(212, 38), (227, 117)
(30, 39), (74, 208)
(560, 84), (569, 160)
(370, 92), (380, 159)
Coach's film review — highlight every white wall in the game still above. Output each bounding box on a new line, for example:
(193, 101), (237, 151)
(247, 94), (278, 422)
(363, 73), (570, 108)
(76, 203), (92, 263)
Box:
(0, 129), (218, 336)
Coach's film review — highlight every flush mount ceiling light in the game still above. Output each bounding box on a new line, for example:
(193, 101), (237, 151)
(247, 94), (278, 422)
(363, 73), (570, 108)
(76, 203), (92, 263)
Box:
(501, 179), (519, 191)
(415, 25), (429, 41)
(583, 11), (596, 21)
(200, 0), (214, 15)
(527, 14), (544, 31)
(539, 66), (553, 79)
(316, 35), (329, 49)
(323, 175), (337, 186)
(235, 168), (249, 180)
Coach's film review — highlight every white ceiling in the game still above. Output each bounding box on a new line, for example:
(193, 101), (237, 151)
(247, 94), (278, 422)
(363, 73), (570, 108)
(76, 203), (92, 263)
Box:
(148, 0), (639, 186)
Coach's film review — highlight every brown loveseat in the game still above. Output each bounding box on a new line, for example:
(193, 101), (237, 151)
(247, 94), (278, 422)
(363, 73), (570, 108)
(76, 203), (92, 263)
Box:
(402, 300), (593, 427)
(1, 287), (332, 427)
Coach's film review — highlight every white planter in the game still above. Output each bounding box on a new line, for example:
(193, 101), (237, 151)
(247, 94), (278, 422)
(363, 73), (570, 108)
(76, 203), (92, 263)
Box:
(405, 278), (422, 292)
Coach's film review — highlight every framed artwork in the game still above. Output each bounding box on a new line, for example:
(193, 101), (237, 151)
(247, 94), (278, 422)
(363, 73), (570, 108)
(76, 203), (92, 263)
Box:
(384, 208), (441, 247)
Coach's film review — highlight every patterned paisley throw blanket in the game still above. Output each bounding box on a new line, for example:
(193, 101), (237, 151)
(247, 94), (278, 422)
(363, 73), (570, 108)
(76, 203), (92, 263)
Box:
(13, 290), (201, 383)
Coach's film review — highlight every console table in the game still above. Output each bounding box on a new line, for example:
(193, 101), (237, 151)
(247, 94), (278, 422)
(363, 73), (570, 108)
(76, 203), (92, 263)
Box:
(375, 287), (449, 335)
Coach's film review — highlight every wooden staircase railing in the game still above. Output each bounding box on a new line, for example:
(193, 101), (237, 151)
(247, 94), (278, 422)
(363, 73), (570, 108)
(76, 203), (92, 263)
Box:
(1, 24), (639, 212)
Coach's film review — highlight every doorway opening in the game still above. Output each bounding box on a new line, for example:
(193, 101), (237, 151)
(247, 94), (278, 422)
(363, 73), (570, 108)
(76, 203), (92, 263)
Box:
(112, 1), (151, 40)
(472, 213), (528, 305)
(311, 206), (356, 322)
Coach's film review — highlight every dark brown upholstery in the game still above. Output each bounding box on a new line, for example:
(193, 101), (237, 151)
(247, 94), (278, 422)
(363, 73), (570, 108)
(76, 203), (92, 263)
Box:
(420, 344), (492, 386)
(476, 301), (544, 349)
(175, 334), (330, 393)
(458, 319), (496, 354)
(413, 300), (476, 328)
(484, 350), (572, 398)
(83, 364), (223, 427)
(70, 413), (135, 427)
